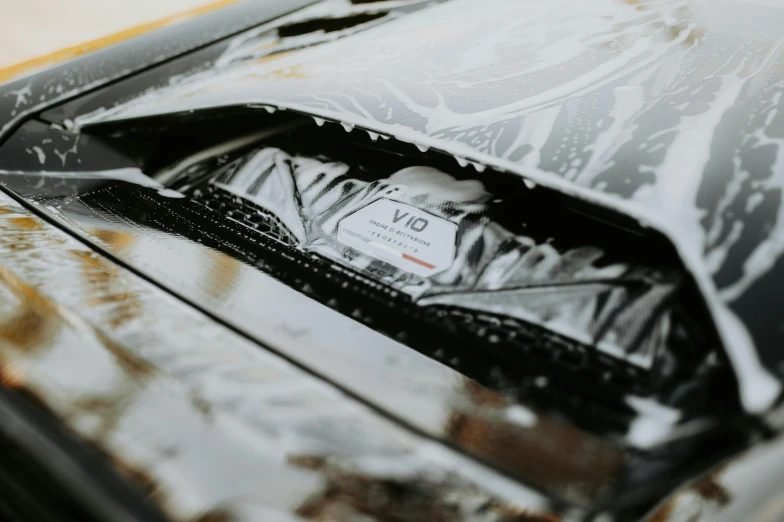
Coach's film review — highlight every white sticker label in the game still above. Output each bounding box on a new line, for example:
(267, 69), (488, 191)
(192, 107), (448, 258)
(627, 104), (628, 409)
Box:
(338, 198), (457, 277)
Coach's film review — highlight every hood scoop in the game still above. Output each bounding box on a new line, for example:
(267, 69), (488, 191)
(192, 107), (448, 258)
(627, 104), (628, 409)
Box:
(181, 142), (680, 372)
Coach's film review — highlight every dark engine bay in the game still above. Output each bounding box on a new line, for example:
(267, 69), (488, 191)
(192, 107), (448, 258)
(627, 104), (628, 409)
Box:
(0, 107), (753, 517)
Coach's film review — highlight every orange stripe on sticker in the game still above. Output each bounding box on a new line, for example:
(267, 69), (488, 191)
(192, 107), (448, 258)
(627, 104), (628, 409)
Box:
(402, 254), (436, 270)
(0, 0), (241, 84)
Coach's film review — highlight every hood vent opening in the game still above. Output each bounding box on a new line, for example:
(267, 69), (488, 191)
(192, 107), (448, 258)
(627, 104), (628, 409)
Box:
(69, 111), (740, 427)
(0, 109), (742, 437)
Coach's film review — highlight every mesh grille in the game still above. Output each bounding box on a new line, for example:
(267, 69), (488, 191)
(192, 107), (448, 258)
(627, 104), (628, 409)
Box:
(191, 184), (298, 247)
(421, 306), (645, 393)
(187, 182), (646, 401)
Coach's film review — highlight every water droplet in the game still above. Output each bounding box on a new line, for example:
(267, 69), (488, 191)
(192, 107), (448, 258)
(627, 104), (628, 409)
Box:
(470, 162), (486, 173)
(523, 179), (537, 189)
(367, 131), (380, 142)
(313, 117), (325, 127)
(455, 157), (468, 168)
(416, 144), (429, 153)
(264, 105), (277, 114)
(341, 122), (355, 133)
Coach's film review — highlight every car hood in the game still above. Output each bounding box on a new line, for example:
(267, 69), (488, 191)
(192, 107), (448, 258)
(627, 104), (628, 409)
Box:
(75, 0), (784, 412)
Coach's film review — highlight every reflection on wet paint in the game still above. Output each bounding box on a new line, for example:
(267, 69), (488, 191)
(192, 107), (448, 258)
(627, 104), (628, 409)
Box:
(0, 246), (62, 354)
(445, 379), (624, 506)
(91, 229), (136, 251)
(290, 453), (565, 522)
(0, 196), (560, 521)
(203, 248), (242, 301)
(71, 250), (144, 329)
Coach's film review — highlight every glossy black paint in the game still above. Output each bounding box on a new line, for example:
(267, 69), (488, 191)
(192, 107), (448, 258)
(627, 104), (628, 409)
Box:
(2, 1), (784, 522)
(0, 114), (753, 519)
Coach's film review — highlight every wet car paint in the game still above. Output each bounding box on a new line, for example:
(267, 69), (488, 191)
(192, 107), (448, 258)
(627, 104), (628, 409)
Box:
(0, 147), (633, 511)
(2, 119), (770, 522)
(642, 429), (784, 522)
(71, 0), (784, 413)
(0, 0), (784, 521)
(0, 191), (564, 522)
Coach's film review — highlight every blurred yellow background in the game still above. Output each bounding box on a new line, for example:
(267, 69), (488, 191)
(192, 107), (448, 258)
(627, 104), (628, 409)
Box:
(0, 0), (238, 81)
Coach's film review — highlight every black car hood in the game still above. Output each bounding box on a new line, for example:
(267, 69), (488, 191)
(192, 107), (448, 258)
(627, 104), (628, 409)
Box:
(74, 0), (784, 413)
